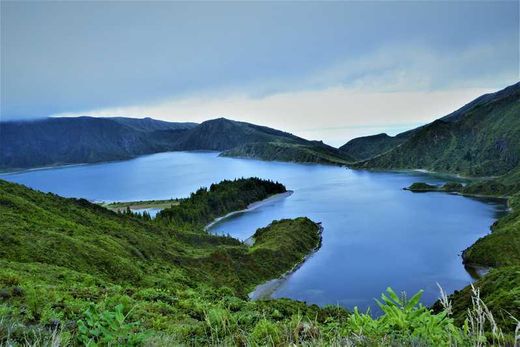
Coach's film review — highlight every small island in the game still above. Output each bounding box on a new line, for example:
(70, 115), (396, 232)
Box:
(404, 181), (464, 193)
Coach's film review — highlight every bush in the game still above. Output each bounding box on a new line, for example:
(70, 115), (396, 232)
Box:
(76, 303), (147, 346)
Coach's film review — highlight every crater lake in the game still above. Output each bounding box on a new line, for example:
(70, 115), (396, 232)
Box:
(0, 151), (506, 312)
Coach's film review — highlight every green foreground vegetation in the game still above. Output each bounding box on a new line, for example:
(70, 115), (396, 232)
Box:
(2, 83), (520, 345)
(1, 176), (518, 345)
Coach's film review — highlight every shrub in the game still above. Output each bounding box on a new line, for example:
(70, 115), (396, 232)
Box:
(250, 318), (281, 345)
(76, 303), (147, 346)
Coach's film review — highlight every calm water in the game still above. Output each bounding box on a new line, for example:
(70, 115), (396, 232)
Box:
(0, 152), (506, 311)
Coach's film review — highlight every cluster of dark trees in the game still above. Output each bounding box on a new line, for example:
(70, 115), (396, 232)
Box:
(118, 206), (153, 221)
(156, 177), (286, 227)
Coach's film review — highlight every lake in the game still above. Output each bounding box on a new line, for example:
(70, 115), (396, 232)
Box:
(0, 151), (506, 312)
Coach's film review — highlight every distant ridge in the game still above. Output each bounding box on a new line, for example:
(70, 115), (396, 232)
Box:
(0, 116), (353, 170)
(343, 82), (520, 177)
(0, 117), (197, 170)
(176, 117), (354, 165)
(339, 132), (412, 161)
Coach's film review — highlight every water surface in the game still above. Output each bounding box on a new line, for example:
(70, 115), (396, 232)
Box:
(0, 151), (506, 311)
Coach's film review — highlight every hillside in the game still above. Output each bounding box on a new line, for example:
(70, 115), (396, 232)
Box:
(221, 141), (354, 165)
(174, 117), (353, 165)
(0, 117), (197, 170)
(0, 178), (337, 344)
(339, 132), (411, 161)
(156, 177), (287, 228)
(173, 117), (305, 151)
(348, 82), (520, 176)
(3, 179), (516, 345)
(0, 117), (353, 170)
(347, 82), (520, 334)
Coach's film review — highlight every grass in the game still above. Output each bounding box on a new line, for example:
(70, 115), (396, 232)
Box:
(1, 174), (520, 345)
(462, 193), (520, 267)
(100, 199), (180, 213)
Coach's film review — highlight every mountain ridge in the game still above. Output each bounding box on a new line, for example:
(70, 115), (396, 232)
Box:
(346, 82), (520, 176)
(0, 116), (353, 170)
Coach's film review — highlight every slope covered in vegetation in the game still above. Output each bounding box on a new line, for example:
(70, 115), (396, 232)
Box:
(156, 177), (286, 229)
(221, 141), (353, 165)
(0, 117), (196, 170)
(339, 132), (411, 161)
(1, 117), (354, 170)
(340, 82), (520, 338)
(350, 82), (520, 176)
(2, 178), (517, 345)
(0, 178), (334, 344)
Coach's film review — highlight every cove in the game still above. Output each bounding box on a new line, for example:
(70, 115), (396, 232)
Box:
(0, 151), (507, 312)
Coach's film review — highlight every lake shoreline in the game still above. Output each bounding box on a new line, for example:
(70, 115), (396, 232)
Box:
(403, 186), (510, 203)
(349, 167), (500, 182)
(204, 190), (294, 232)
(0, 150), (222, 175)
(248, 223), (324, 301)
(2, 151), (504, 311)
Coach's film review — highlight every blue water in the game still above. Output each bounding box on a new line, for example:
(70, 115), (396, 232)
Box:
(0, 151), (506, 311)
(132, 208), (162, 218)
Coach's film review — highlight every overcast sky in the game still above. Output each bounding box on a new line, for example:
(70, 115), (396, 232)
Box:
(1, 1), (518, 145)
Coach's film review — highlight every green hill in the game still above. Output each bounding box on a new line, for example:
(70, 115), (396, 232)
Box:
(344, 82), (520, 335)
(176, 118), (353, 165)
(221, 141), (354, 165)
(0, 117), (197, 170)
(0, 117), (353, 170)
(349, 82), (520, 176)
(156, 177), (287, 229)
(1, 179), (517, 344)
(173, 117), (305, 151)
(339, 132), (412, 161)
(0, 178), (334, 344)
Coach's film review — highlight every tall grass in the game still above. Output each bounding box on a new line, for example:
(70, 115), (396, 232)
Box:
(1, 284), (518, 346)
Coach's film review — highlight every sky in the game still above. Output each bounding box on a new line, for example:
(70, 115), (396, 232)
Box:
(1, 1), (519, 145)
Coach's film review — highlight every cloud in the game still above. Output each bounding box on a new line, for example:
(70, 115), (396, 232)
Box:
(55, 85), (494, 146)
(52, 40), (517, 146)
(1, 1), (518, 119)
(302, 40), (518, 93)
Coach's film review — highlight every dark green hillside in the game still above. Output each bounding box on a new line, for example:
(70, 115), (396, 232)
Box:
(440, 82), (520, 123)
(2, 179), (517, 344)
(173, 117), (304, 151)
(350, 83), (520, 336)
(352, 82), (520, 176)
(0, 179), (333, 344)
(339, 132), (410, 161)
(432, 266), (520, 333)
(1, 116), (353, 169)
(221, 141), (354, 165)
(462, 193), (520, 268)
(174, 117), (353, 165)
(156, 177), (286, 228)
(0, 117), (196, 170)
